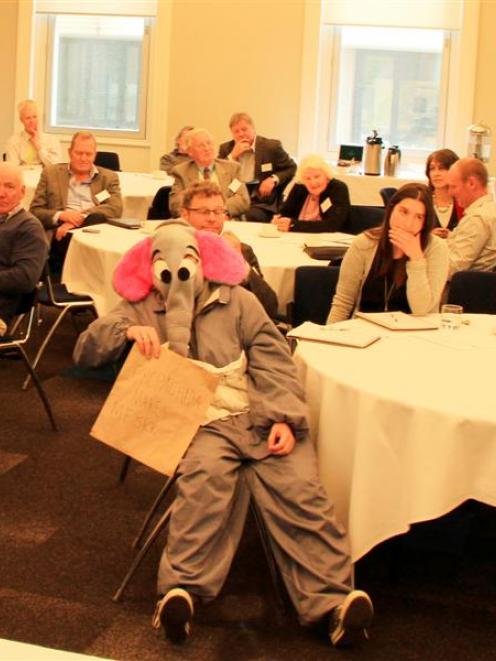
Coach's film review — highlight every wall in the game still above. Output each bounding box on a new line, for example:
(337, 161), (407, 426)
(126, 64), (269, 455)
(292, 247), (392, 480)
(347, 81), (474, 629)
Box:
(0, 1), (18, 153)
(4, 0), (496, 174)
(166, 0), (305, 157)
(474, 0), (496, 174)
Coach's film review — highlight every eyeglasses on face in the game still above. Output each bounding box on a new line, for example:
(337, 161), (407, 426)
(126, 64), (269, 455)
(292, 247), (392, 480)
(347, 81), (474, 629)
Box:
(187, 208), (227, 218)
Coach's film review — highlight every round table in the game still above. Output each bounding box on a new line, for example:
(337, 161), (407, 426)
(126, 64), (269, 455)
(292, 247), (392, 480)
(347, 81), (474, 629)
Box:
(294, 315), (496, 561)
(61, 221), (354, 316)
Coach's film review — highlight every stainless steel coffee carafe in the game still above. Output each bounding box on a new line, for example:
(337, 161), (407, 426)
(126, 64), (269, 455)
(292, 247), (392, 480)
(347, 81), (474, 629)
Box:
(384, 145), (401, 176)
(363, 130), (383, 176)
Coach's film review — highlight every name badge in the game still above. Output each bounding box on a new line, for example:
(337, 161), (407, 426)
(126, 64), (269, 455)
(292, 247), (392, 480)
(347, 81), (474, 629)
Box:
(229, 178), (242, 193)
(261, 162), (273, 173)
(95, 189), (111, 203)
(320, 197), (332, 213)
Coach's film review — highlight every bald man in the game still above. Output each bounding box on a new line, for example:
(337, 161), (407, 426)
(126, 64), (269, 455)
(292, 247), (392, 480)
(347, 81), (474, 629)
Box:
(447, 157), (496, 277)
(0, 163), (48, 335)
(5, 100), (62, 167)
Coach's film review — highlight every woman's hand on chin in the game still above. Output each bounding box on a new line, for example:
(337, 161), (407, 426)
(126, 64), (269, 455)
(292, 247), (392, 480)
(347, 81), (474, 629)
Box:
(389, 227), (424, 261)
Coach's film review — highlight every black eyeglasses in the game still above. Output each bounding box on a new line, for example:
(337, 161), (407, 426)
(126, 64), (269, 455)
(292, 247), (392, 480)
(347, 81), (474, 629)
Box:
(187, 208), (227, 218)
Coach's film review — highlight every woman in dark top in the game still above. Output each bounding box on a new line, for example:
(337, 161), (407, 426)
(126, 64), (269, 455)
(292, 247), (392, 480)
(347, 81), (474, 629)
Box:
(272, 155), (350, 233)
(425, 148), (463, 237)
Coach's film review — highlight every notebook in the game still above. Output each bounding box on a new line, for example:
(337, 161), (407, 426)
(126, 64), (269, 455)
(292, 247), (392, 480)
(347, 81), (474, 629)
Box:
(355, 311), (440, 330)
(107, 218), (142, 229)
(287, 322), (380, 348)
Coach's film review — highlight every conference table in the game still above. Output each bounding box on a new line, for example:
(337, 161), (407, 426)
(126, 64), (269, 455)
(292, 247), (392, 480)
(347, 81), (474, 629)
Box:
(21, 166), (173, 220)
(294, 314), (496, 562)
(61, 221), (354, 316)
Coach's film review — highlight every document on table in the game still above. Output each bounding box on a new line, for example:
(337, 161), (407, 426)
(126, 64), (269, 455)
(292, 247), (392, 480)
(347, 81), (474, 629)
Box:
(355, 311), (440, 330)
(91, 344), (219, 475)
(287, 321), (380, 348)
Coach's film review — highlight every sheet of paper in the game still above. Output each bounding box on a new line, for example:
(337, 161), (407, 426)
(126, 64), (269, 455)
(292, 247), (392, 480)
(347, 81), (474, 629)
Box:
(287, 321), (380, 348)
(91, 344), (219, 475)
(355, 311), (440, 330)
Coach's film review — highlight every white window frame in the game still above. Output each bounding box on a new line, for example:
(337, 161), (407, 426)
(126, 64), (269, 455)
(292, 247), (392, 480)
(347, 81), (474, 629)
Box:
(297, 0), (480, 169)
(41, 13), (151, 140)
(319, 25), (452, 161)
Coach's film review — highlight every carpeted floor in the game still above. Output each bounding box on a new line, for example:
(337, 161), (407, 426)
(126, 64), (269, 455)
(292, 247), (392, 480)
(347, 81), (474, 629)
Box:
(1, 308), (496, 661)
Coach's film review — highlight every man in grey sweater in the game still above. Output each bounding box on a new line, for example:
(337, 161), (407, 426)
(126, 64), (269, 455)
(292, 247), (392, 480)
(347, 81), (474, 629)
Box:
(0, 163), (47, 335)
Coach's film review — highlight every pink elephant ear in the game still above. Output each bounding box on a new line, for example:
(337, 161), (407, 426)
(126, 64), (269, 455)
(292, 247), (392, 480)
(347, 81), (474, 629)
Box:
(197, 231), (246, 285)
(113, 237), (154, 301)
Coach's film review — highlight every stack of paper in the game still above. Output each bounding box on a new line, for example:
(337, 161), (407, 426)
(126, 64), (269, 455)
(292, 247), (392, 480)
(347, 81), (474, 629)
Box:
(287, 322), (380, 348)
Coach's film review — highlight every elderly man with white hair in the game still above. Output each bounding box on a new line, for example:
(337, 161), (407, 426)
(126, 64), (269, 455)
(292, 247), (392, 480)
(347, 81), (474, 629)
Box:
(5, 99), (62, 167)
(168, 128), (250, 219)
(272, 154), (351, 233)
(0, 162), (48, 336)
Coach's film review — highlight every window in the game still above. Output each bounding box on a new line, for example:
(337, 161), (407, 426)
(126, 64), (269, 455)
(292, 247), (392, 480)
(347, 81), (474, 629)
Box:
(322, 25), (449, 156)
(44, 14), (151, 138)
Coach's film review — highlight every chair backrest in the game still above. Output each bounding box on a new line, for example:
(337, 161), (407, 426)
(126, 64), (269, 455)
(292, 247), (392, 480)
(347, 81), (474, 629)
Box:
(293, 265), (340, 326)
(148, 185), (171, 220)
(447, 270), (496, 313)
(95, 151), (121, 171)
(379, 187), (397, 207)
(347, 205), (384, 235)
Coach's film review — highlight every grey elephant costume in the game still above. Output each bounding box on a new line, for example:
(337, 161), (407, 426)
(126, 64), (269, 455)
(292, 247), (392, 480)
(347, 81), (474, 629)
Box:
(74, 220), (356, 629)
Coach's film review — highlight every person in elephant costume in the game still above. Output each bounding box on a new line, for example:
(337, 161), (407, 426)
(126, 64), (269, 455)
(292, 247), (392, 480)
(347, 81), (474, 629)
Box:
(74, 220), (374, 649)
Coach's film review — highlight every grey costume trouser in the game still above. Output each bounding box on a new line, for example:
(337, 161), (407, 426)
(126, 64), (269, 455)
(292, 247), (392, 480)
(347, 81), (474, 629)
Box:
(157, 413), (352, 624)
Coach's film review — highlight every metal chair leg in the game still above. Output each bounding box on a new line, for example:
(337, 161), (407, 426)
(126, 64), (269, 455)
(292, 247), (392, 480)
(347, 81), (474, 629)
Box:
(118, 456), (132, 484)
(22, 307), (70, 389)
(17, 345), (58, 431)
(249, 499), (287, 613)
(132, 473), (177, 549)
(112, 502), (174, 602)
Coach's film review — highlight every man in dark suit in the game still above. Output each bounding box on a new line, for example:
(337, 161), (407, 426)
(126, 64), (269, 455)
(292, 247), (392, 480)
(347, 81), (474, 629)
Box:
(218, 112), (297, 222)
(30, 131), (122, 269)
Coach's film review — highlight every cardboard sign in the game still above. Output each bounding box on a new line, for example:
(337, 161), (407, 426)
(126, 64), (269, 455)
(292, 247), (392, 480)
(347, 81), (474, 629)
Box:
(91, 344), (219, 475)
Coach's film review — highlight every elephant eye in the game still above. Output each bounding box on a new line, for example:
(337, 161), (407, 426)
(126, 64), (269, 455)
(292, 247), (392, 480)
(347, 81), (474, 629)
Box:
(178, 256), (198, 281)
(153, 258), (171, 284)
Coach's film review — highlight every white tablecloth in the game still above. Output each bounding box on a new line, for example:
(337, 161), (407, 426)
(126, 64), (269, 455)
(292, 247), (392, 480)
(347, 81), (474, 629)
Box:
(335, 169), (426, 206)
(294, 315), (496, 562)
(21, 167), (173, 220)
(62, 221), (353, 316)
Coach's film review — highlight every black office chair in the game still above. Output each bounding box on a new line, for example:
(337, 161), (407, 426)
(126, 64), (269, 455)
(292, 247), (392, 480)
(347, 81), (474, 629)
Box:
(292, 265), (341, 326)
(147, 186), (171, 220)
(0, 290), (57, 430)
(95, 151), (121, 172)
(347, 205), (384, 235)
(22, 264), (97, 389)
(379, 187), (397, 207)
(447, 271), (496, 313)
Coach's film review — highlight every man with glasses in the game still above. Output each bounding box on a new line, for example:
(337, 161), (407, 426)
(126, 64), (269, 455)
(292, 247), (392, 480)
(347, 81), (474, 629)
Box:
(169, 129), (250, 219)
(180, 181), (278, 318)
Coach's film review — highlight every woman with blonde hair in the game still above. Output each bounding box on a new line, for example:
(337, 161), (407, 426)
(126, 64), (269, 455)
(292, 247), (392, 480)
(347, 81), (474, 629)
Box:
(272, 154), (350, 232)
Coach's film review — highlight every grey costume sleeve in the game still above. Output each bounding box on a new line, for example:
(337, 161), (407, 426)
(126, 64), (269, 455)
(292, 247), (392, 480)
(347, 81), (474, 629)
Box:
(238, 290), (309, 441)
(73, 300), (139, 367)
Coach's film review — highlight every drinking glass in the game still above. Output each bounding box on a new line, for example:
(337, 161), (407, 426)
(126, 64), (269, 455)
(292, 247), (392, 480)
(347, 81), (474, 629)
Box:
(440, 304), (463, 330)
